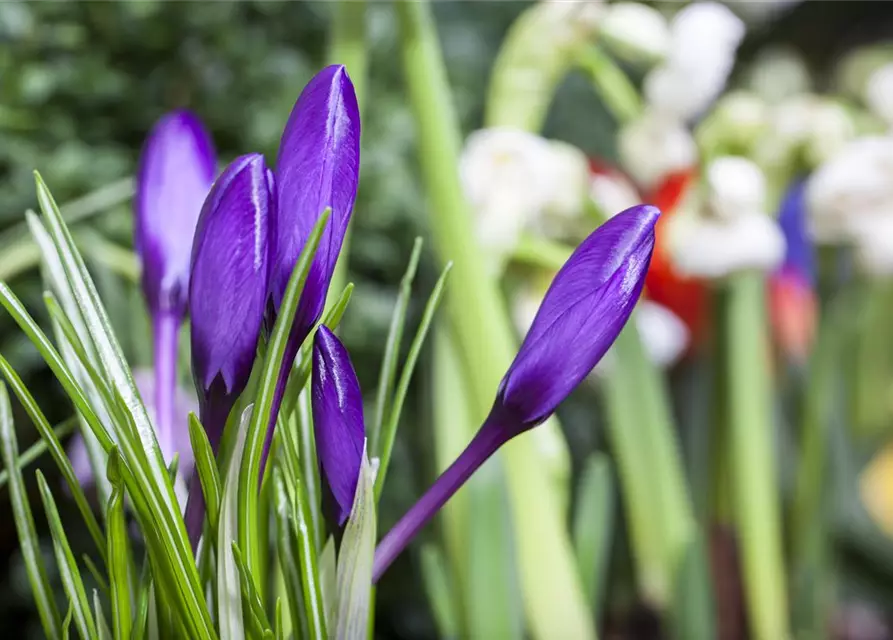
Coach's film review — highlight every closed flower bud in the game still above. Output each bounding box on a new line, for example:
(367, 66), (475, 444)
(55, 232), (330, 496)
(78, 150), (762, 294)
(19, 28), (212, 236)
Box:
(184, 153), (273, 545)
(135, 110), (216, 317)
(311, 326), (366, 527)
(373, 205), (658, 581)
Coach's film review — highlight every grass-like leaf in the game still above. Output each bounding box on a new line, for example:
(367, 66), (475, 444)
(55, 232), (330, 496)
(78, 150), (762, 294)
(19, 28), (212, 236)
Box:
(83, 554), (110, 595)
(0, 382), (62, 638)
(334, 446), (378, 639)
(273, 469), (310, 640)
(106, 449), (134, 640)
(34, 173), (214, 637)
(419, 545), (460, 639)
(94, 589), (114, 640)
(0, 416), (76, 488)
(572, 453), (614, 617)
(237, 209), (330, 592)
(232, 542), (273, 635)
(36, 469), (97, 639)
(375, 261), (452, 498)
(188, 412), (222, 543)
(131, 561), (153, 640)
(370, 237), (423, 456)
(219, 405), (254, 640)
(0, 354), (107, 562)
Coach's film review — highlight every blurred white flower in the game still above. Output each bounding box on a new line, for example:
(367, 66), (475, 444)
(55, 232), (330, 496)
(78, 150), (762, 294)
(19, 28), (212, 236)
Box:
(540, 140), (591, 221)
(644, 2), (745, 120)
(599, 2), (670, 65)
(706, 156), (766, 220)
(806, 136), (893, 243)
(745, 46), (812, 103)
(589, 169), (641, 219)
(669, 212), (786, 278)
(460, 127), (556, 253)
(865, 63), (893, 126)
(619, 109), (697, 188)
(854, 217), (893, 276)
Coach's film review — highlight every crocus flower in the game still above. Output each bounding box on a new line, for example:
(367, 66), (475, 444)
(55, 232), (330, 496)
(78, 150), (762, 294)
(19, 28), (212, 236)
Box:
(372, 204), (658, 582)
(769, 179), (817, 362)
(184, 153), (273, 545)
(68, 369), (198, 488)
(262, 64), (361, 473)
(311, 326), (365, 527)
(135, 110), (216, 459)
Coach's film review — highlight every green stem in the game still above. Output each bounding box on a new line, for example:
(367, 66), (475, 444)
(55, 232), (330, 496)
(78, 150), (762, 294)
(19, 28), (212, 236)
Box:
(395, 2), (594, 638)
(576, 46), (643, 125)
(726, 273), (789, 640)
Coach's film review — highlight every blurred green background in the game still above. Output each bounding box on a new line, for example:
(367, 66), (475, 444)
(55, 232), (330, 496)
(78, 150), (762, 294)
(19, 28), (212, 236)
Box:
(3, 2), (893, 638)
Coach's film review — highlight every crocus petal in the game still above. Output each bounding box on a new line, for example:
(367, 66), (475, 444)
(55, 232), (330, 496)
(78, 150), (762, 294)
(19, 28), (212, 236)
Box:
(495, 204), (658, 428)
(136, 110), (216, 317)
(311, 326), (366, 527)
(190, 153), (272, 400)
(271, 64), (361, 336)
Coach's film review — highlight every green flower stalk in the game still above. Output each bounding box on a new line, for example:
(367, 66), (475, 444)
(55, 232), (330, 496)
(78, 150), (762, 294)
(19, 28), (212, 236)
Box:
(395, 2), (595, 638)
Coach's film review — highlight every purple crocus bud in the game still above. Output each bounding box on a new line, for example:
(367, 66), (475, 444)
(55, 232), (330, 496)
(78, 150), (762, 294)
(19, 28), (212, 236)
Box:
(372, 204), (659, 582)
(135, 110), (216, 469)
(262, 64), (361, 472)
(311, 326), (365, 527)
(183, 153), (273, 545)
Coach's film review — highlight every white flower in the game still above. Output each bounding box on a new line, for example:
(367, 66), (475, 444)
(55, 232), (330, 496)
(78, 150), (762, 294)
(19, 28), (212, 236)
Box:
(539, 140), (591, 223)
(766, 96), (856, 168)
(806, 136), (893, 243)
(865, 63), (893, 125)
(460, 127), (556, 253)
(644, 2), (745, 120)
(589, 170), (641, 219)
(669, 212), (786, 278)
(619, 110), (697, 188)
(599, 2), (670, 65)
(706, 156), (766, 220)
(746, 46), (812, 103)
(854, 217), (893, 276)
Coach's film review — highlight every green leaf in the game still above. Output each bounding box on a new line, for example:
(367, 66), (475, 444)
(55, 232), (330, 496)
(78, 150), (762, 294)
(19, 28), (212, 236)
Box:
(83, 553), (110, 596)
(572, 453), (615, 617)
(0, 382), (62, 638)
(95, 589), (114, 640)
(319, 538), (336, 628)
(33, 173), (214, 637)
(419, 545), (460, 639)
(237, 209), (329, 593)
(0, 355), (107, 563)
(375, 261), (452, 498)
(188, 412), (222, 543)
(219, 405), (254, 640)
(107, 449), (134, 640)
(232, 543), (273, 635)
(334, 446), (377, 639)
(370, 237), (423, 455)
(0, 416), (76, 488)
(36, 469), (97, 639)
(62, 601), (75, 640)
(273, 469), (310, 640)
(131, 565), (153, 640)
(275, 598), (285, 640)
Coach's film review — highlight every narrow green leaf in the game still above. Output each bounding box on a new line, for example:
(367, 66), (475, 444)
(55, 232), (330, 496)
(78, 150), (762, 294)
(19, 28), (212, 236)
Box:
(237, 209), (329, 592)
(419, 545), (460, 639)
(0, 382), (62, 637)
(274, 469), (310, 640)
(370, 237), (423, 455)
(34, 173), (214, 637)
(275, 598), (285, 640)
(232, 542), (273, 634)
(219, 405), (254, 640)
(188, 412), (222, 541)
(107, 449), (134, 640)
(0, 416), (76, 488)
(572, 453), (614, 617)
(130, 564), (153, 640)
(319, 538), (336, 629)
(83, 553), (110, 595)
(62, 601), (75, 640)
(291, 471), (328, 640)
(335, 447), (377, 639)
(375, 261), (452, 498)
(0, 355), (107, 562)
(95, 589), (114, 640)
(36, 469), (97, 639)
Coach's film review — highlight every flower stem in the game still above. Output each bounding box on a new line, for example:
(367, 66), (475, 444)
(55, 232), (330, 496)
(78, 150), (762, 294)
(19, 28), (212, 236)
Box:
(726, 272), (789, 640)
(373, 425), (503, 582)
(152, 311), (179, 459)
